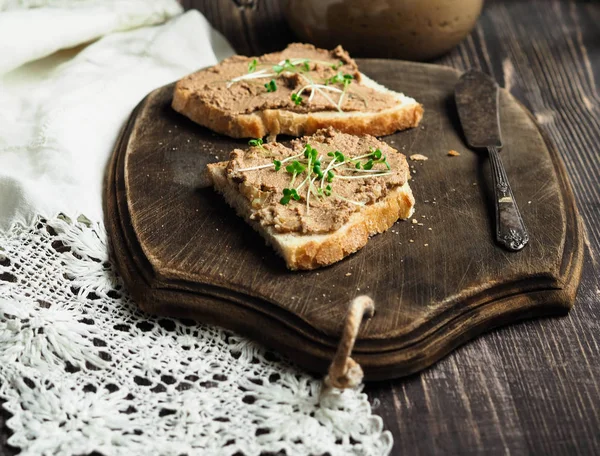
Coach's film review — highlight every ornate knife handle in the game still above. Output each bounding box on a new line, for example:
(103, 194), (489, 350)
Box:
(487, 146), (529, 251)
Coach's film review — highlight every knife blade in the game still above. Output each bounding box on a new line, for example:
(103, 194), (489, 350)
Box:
(455, 69), (529, 251)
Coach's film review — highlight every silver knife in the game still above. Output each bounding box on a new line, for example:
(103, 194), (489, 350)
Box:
(455, 69), (529, 251)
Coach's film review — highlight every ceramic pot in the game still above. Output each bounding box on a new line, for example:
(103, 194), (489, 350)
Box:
(284, 0), (484, 61)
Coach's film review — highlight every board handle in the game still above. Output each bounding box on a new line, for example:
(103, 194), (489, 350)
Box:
(324, 296), (375, 389)
(488, 146), (529, 251)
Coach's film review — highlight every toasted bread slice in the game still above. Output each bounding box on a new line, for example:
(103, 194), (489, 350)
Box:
(206, 129), (415, 270)
(173, 43), (423, 139)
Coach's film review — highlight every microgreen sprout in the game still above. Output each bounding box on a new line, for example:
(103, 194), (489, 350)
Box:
(302, 61), (310, 72)
(303, 144), (318, 160)
(325, 72), (353, 86)
(331, 60), (344, 70)
(324, 184), (332, 196)
(369, 148), (391, 169)
(291, 93), (303, 105)
(264, 79), (277, 92)
(313, 159), (323, 179)
(248, 59), (258, 73)
(280, 188), (300, 205)
(273, 159), (282, 171)
(286, 160), (306, 186)
(248, 138), (264, 149)
(326, 170), (335, 182)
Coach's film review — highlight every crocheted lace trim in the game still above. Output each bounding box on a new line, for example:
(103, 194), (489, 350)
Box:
(0, 215), (392, 455)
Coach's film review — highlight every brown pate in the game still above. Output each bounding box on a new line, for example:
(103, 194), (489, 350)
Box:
(225, 128), (410, 234)
(176, 43), (400, 115)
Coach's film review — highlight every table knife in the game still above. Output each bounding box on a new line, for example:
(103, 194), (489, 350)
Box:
(455, 69), (529, 251)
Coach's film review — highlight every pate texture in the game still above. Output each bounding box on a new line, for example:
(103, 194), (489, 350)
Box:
(225, 128), (410, 234)
(176, 43), (400, 115)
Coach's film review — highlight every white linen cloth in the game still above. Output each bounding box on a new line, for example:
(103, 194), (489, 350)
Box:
(0, 1), (232, 230)
(0, 3), (393, 455)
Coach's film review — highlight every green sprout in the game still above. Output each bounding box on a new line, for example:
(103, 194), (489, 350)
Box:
(286, 160), (306, 186)
(273, 59), (296, 75)
(363, 159), (374, 170)
(264, 79), (277, 92)
(331, 60), (344, 70)
(369, 148), (390, 169)
(273, 159), (282, 171)
(313, 159), (323, 179)
(291, 93), (303, 105)
(324, 184), (332, 196)
(280, 188), (301, 205)
(248, 138), (264, 149)
(303, 144), (318, 161)
(325, 72), (354, 86)
(248, 59), (258, 73)
(326, 170), (335, 182)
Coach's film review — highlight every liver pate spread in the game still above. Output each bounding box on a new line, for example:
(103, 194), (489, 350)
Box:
(225, 128), (409, 234)
(178, 43), (399, 115)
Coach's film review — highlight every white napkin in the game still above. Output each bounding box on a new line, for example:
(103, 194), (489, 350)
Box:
(0, 2), (234, 230)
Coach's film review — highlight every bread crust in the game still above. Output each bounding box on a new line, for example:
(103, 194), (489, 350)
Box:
(208, 163), (415, 270)
(172, 79), (423, 139)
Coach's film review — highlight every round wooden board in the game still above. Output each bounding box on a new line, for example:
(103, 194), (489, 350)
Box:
(105, 59), (584, 380)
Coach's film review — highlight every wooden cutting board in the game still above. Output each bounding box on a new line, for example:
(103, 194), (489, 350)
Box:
(105, 59), (583, 380)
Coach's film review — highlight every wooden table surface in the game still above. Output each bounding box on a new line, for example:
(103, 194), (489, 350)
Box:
(2, 1), (599, 454)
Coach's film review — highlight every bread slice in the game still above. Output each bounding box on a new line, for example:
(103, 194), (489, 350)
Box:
(206, 129), (415, 270)
(172, 43), (423, 139)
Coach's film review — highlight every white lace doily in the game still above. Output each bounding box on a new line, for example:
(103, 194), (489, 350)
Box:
(0, 215), (392, 456)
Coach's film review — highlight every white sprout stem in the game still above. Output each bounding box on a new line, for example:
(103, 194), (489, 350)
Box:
(297, 73), (343, 111)
(229, 70), (277, 84)
(295, 175), (310, 192)
(337, 90), (346, 109)
(315, 86), (343, 112)
(236, 163), (275, 172)
(336, 173), (392, 180)
(320, 157), (338, 189)
(306, 175), (319, 215)
(236, 151), (304, 173)
(339, 167), (391, 173)
(299, 74), (317, 103)
(333, 193), (366, 206)
(281, 152), (304, 164)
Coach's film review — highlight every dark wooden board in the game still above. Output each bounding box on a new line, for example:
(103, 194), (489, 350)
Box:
(105, 59), (583, 380)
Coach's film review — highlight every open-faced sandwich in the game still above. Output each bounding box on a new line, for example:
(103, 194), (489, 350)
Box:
(173, 43), (423, 139)
(207, 128), (414, 270)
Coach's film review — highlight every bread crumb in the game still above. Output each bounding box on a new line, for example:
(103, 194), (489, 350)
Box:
(528, 201), (532, 204)
(409, 239), (414, 243)
(410, 154), (428, 161)
(428, 227), (432, 231)
(345, 272), (352, 277)
(418, 223), (424, 226)
(424, 243), (429, 247)
(448, 150), (460, 156)
(412, 219), (418, 224)
(421, 215), (426, 218)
